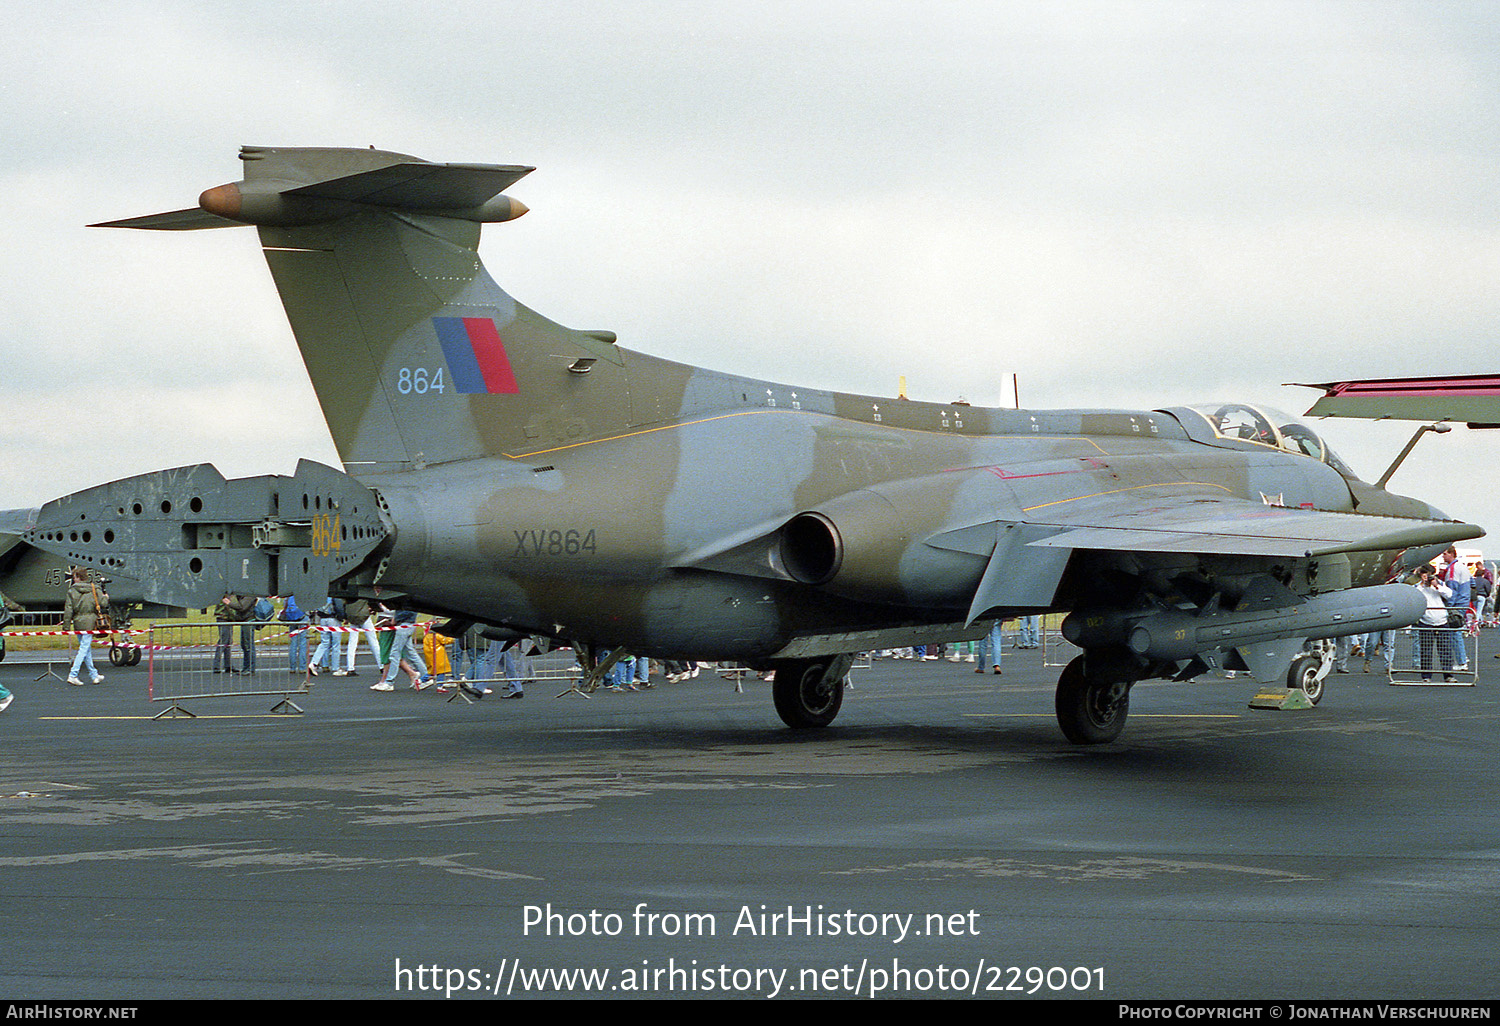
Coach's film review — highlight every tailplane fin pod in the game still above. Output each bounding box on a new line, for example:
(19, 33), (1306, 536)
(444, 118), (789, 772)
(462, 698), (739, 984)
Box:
(93, 146), (624, 473)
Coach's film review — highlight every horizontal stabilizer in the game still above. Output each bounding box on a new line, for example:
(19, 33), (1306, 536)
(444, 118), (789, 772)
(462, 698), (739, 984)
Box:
(286, 162), (534, 208)
(89, 208), (242, 231)
(93, 147), (534, 231)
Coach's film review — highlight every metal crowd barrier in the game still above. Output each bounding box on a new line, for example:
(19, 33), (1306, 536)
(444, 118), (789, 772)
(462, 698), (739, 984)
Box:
(1388, 610), (1480, 686)
(1041, 620), (1078, 668)
(147, 621), (310, 718)
(440, 646), (577, 680)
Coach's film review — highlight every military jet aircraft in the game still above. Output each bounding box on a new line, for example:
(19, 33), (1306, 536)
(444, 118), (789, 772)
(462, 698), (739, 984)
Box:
(1, 146), (1482, 742)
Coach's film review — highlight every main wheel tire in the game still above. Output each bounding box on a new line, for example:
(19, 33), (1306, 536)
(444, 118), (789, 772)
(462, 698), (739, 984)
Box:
(1055, 655), (1130, 745)
(108, 644), (126, 666)
(127, 646), (143, 666)
(1286, 654), (1324, 705)
(772, 658), (844, 728)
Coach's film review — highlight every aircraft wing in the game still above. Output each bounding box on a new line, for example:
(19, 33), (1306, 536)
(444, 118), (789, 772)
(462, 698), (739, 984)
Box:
(1018, 491), (1480, 558)
(939, 488), (1480, 625)
(1294, 374), (1500, 426)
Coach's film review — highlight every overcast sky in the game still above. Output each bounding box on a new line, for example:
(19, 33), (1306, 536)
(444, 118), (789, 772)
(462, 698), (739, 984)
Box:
(4, 0), (1499, 541)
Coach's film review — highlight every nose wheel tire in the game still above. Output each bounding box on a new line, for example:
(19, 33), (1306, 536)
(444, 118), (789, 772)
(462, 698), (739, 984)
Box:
(1055, 655), (1130, 745)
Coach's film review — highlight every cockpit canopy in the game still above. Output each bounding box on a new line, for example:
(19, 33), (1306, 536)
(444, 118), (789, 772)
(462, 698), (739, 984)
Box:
(1175, 403), (1356, 477)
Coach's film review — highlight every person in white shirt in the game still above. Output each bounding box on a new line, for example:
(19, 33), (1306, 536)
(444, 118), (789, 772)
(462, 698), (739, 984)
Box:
(1414, 566), (1454, 682)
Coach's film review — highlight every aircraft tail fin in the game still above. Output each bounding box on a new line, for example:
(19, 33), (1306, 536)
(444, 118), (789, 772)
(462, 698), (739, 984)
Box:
(95, 146), (627, 473)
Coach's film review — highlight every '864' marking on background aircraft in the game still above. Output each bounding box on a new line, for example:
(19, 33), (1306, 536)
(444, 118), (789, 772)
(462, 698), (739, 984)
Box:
(0, 146), (1480, 742)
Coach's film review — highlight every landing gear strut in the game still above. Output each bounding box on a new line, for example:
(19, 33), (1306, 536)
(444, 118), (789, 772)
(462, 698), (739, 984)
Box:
(772, 655), (853, 728)
(1055, 655), (1131, 745)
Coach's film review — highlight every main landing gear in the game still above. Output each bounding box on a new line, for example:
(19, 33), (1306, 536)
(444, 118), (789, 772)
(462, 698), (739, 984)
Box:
(1055, 655), (1131, 745)
(1285, 650), (1327, 705)
(771, 655), (854, 728)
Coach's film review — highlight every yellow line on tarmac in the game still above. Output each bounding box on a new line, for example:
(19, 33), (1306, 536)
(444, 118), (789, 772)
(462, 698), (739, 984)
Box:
(963, 713), (1239, 720)
(39, 715), (298, 721)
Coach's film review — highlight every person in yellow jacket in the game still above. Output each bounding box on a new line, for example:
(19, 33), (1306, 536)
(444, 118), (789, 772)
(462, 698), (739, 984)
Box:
(422, 628), (453, 684)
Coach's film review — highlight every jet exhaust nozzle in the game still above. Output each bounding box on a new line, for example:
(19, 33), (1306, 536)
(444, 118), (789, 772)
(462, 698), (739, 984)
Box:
(779, 512), (842, 585)
(777, 489), (985, 608)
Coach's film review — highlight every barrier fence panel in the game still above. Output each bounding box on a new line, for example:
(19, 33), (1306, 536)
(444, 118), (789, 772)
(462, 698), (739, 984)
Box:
(437, 645), (867, 688)
(0, 615), (95, 681)
(1389, 615), (1479, 686)
(443, 645), (570, 681)
(526, 650), (588, 682)
(1042, 620), (1079, 668)
(147, 621), (311, 717)
(2, 612), (66, 630)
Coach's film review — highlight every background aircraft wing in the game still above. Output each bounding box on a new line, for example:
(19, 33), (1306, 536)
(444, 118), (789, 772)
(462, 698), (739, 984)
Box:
(1293, 374), (1500, 426)
(1018, 490), (1480, 558)
(0, 508), (37, 536)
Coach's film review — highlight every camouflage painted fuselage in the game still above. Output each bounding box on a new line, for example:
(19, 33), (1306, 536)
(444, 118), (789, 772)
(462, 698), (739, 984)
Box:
(358, 343), (1447, 661)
